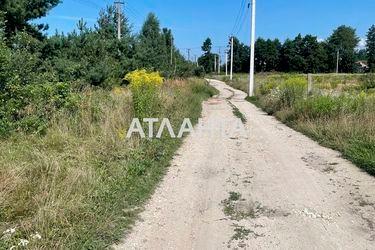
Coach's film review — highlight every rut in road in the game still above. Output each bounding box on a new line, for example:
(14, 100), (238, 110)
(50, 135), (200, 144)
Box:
(115, 79), (375, 250)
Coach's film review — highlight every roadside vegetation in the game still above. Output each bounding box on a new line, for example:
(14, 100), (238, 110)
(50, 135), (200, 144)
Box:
(0, 75), (216, 249)
(0, 1), (216, 248)
(221, 73), (375, 176)
(0, 2), (203, 137)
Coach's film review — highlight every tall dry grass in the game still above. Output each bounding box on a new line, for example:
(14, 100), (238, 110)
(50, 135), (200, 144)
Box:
(0, 78), (217, 249)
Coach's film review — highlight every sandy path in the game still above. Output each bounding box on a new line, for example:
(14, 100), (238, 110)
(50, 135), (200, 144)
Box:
(115, 79), (375, 250)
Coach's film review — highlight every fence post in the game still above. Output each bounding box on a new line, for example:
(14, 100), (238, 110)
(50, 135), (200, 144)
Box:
(307, 73), (313, 95)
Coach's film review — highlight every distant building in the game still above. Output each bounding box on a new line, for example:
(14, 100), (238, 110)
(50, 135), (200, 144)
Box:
(355, 60), (369, 73)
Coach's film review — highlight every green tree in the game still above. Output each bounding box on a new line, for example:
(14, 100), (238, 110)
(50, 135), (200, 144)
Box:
(356, 49), (367, 61)
(280, 35), (306, 72)
(367, 25), (375, 72)
(202, 38), (212, 54)
(227, 37), (249, 73)
(96, 5), (130, 40)
(327, 25), (359, 73)
(0, 0), (60, 38)
(301, 35), (328, 73)
(255, 38), (281, 72)
(255, 38), (267, 72)
(135, 13), (168, 71)
(198, 38), (215, 73)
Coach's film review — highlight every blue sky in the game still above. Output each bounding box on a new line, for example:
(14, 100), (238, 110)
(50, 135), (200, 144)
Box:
(38, 0), (374, 57)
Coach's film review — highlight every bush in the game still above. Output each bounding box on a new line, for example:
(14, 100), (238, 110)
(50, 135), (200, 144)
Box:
(125, 69), (163, 118)
(49, 57), (85, 82)
(277, 77), (307, 108)
(191, 79), (217, 97)
(0, 41), (11, 88)
(362, 73), (375, 90)
(193, 66), (205, 77)
(0, 41), (78, 136)
(258, 81), (278, 95)
(0, 81), (78, 135)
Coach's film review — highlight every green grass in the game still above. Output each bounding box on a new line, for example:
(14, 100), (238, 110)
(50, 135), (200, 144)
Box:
(231, 226), (251, 241)
(0, 78), (216, 249)
(228, 101), (247, 124)
(224, 73), (375, 176)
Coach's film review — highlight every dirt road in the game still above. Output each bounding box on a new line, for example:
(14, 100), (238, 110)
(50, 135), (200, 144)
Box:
(115, 79), (375, 249)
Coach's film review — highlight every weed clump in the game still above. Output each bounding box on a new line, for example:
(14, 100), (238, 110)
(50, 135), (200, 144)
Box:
(125, 69), (164, 119)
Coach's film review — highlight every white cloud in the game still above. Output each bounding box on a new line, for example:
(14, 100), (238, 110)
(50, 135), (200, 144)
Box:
(357, 37), (367, 50)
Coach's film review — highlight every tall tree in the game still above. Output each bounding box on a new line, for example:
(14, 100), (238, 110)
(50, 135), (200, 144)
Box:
(135, 13), (168, 70)
(198, 38), (215, 73)
(280, 35), (306, 72)
(0, 0), (60, 38)
(255, 38), (267, 72)
(327, 25), (359, 73)
(202, 38), (212, 54)
(227, 37), (249, 73)
(301, 35), (328, 73)
(367, 25), (375, 72)
(96, 5), (130, 40)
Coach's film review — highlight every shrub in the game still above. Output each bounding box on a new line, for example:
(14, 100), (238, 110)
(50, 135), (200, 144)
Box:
(0, 42), (78, 136)
(193, 66), (205, 77)
(258, 81), (278, 95)
(362, 73), (375, 90)
(49, 57), (84, 82)
(0, 41), (10, 88)
(0, 81), (78, 135)
(191, 80), (217, 97)
(124, 69), (163, 118)
(258, 94), (282, 115)
(277, 77), (307, 108)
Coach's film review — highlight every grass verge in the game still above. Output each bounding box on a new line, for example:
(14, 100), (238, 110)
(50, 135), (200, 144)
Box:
(0, 78), (216, 249)
(224, 74), (375, 176)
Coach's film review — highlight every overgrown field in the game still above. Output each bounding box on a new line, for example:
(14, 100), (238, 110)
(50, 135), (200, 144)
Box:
(0, 77), (217, 249)
(219, 73), (375, 176)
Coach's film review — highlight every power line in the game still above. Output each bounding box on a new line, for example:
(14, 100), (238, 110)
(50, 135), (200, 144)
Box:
(126, 2), (142, 17)
(234, 2), (250, 36)
(123, 6), (139, 20)
(231, 0), (246, 35)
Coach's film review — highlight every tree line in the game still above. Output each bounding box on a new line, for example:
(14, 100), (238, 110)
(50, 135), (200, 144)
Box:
(199, 25), (375, 74)
(0, 0), (200, 135)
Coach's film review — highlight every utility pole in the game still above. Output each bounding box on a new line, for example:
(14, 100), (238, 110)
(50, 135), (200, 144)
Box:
(195, 55), (198, 67)
(336, 49), (340, 74)
(249, 0), (256, 96)
(115, 1), (124, 40)
(225, 50), (228, 76)
(214, 55), (217, 72)
(230, 36), (234, 81)
(187, 49), (191, 61)
(218, 48), (221, 74)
